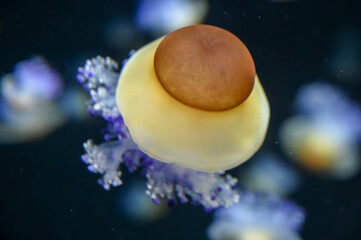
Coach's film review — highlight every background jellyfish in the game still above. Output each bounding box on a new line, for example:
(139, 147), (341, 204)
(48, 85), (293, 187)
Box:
(135, 0), (209, 36)
(207, 191), (305, 240)
(102, 0), (209, 54)
(279, 82), (361, 179)
(0, 56), (89, 144)
(327, 28), (361, 84)
(0, 56), (66, 143)
(239, 152), (301, 196)
(117, 179), (169, 223)
(102, 17), (139, 52)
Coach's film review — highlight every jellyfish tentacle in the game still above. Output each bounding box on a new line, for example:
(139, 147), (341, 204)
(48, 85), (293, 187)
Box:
(77, 55), (121, 120)
(82, 138), (140, 190)
(144, 160), (240, 210)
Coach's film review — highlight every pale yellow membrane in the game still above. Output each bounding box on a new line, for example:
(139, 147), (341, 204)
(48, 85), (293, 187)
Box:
(116, 37), (270, 172)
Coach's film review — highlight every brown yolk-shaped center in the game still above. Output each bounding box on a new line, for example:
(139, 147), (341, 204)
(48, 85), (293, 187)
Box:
(154, 24), (256, 111)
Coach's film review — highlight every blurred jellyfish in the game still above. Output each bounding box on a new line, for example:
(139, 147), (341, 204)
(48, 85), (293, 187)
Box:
(0, 56), (66, 143)
(117, 179), (168, 223)
(240, 152), (301, 196)
(0, 56), (89, 144)
(58, 88), (90, 121)
(2, 56), (63, 109)
(207, 191), (305, 240)
(279, 82), (361, 179)
(77, 25), (270, 209)
(328, 28), (361, 84)
(135, 0), (209, 36)
(103, 17), (139, 51)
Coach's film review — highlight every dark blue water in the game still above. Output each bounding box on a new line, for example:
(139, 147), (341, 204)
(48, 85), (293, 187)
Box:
(1, 0), (361, 239)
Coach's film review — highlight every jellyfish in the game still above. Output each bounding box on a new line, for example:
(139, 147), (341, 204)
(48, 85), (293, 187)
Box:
(117, 179), (168, 223)
(1, 56), (63, 110)
(239, 152), (301, 196)
(103, 17), (139, 51)
(328, 28), (361, 84)
(0, 56), (66, 143)
(135, 0), (209, 36)
(279, 82), (361, 179)
(77, 24), (270, 209)
(117, 24), (270, 172)
(0, 56), (89, 144)
(207, 191), (305, 240)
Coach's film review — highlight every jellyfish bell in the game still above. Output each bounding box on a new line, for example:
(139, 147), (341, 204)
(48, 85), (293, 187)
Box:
(116, 24), (270, 172)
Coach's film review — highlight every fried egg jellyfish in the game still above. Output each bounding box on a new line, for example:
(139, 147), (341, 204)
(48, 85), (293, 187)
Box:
(78, 56), (240, 210)
(135, 0), (209, 36)
(239, 152), (301, 196)
(279, 82), (361, 179)
(117, 179), (168, 223)
(78, 25), (269, 209)
(207, 191), (305, 240)
(0, 56), (89, 144)
(0, 56), (66, 143)
(117, 24), (270, 172)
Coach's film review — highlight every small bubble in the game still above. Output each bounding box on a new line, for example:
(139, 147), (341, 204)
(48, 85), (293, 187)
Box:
(223, 10), (231, 18)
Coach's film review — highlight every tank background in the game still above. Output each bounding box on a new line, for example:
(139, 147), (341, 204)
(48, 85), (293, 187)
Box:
(0, 0), (361, 239)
